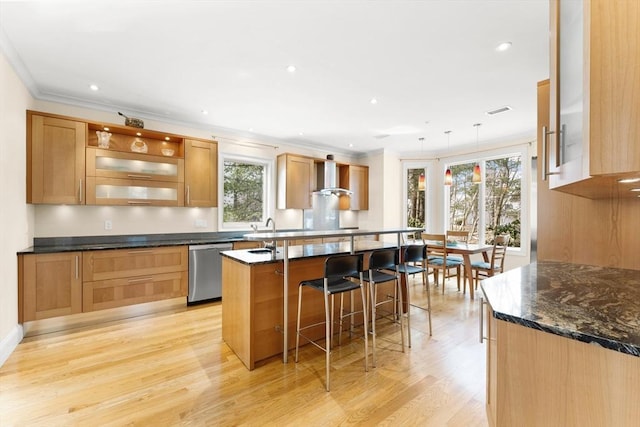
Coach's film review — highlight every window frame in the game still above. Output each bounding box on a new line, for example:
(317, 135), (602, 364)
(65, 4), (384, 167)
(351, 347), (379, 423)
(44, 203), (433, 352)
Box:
(218, 153), (274, 231)
(443, 145), (529, 255)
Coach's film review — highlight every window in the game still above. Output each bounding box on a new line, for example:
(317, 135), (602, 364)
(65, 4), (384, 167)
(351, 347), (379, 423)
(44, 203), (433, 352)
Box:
(221, 155), (271, 229)
(405, 166), (427, 239)
(448, 154), (522, 248)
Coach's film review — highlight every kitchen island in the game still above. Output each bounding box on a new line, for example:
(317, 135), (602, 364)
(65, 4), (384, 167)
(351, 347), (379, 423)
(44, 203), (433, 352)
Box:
(480, 261), (640, 426)
(221, 227), (421, 369)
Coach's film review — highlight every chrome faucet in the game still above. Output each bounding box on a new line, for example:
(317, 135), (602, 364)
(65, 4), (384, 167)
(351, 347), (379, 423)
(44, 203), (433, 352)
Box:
(264, 217), (276, 251)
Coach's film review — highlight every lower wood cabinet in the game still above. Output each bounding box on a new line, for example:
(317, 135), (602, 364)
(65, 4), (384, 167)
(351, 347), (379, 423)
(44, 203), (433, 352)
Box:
(19, 246), (188, 323)
(19, 252), (82, 322)
(83, 271), (187, 312)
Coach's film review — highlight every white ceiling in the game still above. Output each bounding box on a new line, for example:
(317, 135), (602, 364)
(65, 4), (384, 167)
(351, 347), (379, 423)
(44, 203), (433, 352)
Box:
(0, 0), (549, 156)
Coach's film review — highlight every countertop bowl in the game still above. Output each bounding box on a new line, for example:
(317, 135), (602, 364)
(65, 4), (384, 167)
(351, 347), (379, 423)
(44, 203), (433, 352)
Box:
(161, 148), (175, 156)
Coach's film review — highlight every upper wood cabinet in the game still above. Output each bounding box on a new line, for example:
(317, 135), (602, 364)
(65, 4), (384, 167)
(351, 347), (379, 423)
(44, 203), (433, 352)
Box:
(338, 164), (369, 210)
(19, 252), (82, 322)
(27, 112), (86, 204)
(184, 139), (218, 207)
(26, 111), (218, 207)
(546, 0), (640, 198)
(277, 153), (314, 209)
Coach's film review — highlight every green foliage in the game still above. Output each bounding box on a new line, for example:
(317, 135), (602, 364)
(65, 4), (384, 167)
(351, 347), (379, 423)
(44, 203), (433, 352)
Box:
(488, 219), (521, 247)
(223, 161), (264, 222)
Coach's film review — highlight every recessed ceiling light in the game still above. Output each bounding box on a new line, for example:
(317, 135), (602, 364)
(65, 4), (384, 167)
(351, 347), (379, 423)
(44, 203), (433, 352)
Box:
(299, 132), (304, 136)
(486, 106), (513, 115)
(496, 42), (512, 52)
(370, 98), (378, 105)
(349, 143), (353, 148)
(89, 84), (99, 91)
(286, 65), (296, 73)
(249, 128), (254, 132)
(201, 110), (208, 115)
(618, 177), (640, 183)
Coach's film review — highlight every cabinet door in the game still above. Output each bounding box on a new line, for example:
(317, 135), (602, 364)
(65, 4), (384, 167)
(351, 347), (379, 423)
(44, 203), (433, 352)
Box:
(86, 148), (183, 183)
(83, 271), (187, 312)
(277, 154), (314, 209)
(21, 252), (82, 321)
(184, 139), (217, 207)
(485, 303), (497, 426)
(28, 113), (86, 204)
(339, 164), (369, 210)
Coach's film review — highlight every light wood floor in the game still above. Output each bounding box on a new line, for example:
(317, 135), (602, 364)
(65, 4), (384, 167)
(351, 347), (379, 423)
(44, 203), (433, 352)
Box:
(0, 276), (488, 426)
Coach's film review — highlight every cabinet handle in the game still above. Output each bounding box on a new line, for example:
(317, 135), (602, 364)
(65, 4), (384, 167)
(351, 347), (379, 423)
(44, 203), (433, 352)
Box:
(479, 297), (486, 343)
(126, 174), (152, 180)
(186, 185), (190, 206)
(127, 250), (154, 255)
(79, 179), (83, 203)
(127, 201), (152, 205)
(128, 276), (153, 284)
(559, 123), (566, 166)
(542, 126), (559, 181)
(75, 255), (79, 279)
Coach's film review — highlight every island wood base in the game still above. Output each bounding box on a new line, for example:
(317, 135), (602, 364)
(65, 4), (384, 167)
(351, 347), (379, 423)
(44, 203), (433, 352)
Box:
(222, 255), (393, 370)
(487, 316), (640, 426)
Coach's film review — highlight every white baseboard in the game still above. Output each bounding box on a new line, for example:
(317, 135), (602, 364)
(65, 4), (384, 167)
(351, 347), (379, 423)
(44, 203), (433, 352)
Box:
(0, 324), (23, 367)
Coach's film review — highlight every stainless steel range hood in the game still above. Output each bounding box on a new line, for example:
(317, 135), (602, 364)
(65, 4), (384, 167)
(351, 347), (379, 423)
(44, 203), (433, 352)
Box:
(316, 154), (352, 196)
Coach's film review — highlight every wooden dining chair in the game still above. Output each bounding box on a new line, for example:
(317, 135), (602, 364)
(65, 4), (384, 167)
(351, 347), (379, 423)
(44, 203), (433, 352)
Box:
(470, 234), (510, 292)
(422, 233), (463, 294)
(445, 230), (470, 286)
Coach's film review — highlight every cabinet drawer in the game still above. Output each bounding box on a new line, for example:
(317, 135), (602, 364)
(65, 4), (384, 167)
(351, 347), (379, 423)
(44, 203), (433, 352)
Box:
(83, 271), (187, 312)
(85, 177), (185, 206)
(83, 246), (188, 282)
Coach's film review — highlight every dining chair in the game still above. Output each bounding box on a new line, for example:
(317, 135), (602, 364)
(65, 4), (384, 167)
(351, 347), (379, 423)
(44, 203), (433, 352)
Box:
(422, 233), (463, 294)
(295, 253), (368, 391)
(469, 234), (510, 293)
(446, 230), (470, 285)
(360, 248), (405, 367)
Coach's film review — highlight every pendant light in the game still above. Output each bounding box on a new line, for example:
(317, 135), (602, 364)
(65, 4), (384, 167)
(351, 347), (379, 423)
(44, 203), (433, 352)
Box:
(444, 130), (452, 186)
(472, 123), (482, 184)
(418, 137), (426, 191)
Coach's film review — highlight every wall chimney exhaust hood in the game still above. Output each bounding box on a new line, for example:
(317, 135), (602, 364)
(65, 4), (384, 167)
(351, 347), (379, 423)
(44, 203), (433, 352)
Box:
(316, 154), (352, 196)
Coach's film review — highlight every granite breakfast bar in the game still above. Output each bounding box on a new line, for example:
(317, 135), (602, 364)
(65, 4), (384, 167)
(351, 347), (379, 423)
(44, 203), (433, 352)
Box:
(221, 227), (421, 369)
(480, 261), (640, 426)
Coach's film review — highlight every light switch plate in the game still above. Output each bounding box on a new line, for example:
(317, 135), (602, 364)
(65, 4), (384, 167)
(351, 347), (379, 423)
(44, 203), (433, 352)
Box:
(104, 220), (112, 230)
(195, 219), (207, 228)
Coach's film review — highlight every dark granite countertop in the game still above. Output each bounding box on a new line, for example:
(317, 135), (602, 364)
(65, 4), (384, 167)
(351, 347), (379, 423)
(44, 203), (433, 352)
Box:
(481, 261), (640, 357)
(221, 240), (395, 265)
(18, 231), (251, 254)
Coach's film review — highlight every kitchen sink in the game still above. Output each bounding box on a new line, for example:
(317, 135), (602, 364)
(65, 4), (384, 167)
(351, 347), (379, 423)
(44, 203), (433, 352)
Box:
(248, 248), (275, 254)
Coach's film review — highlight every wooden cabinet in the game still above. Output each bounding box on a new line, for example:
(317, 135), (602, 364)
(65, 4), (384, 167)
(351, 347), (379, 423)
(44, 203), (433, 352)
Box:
(27, 111), (218, 207)
(27, 112), (86, 204)
(85, 147), (185, 206)
(19, 252), (82, 321)
(232, 241), (261, 250)
(484, 302), (497, 426)
(546, 0), (640, 198)
(338, 164), (369, 210)
(486, 315), (640, 426)
(184, 139), (217, 207)
(82, 246), (188, 312)
(537, 79), (640, 270)
(277, 153), (314, 209)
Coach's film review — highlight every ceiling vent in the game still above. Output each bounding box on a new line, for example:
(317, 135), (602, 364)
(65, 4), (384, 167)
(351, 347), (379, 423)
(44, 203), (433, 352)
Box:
(373, 134), (390, 139)
(485, 106), (513, 116)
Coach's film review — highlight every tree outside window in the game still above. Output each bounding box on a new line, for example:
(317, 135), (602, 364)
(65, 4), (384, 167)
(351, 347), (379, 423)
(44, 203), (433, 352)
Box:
(406, 168), (426, 239)
(223, 158), (268, 227)
(448, 155), (521, 248)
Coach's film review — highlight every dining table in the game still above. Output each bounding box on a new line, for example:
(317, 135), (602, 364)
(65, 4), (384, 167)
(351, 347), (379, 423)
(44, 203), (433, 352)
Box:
(414, 240), (494, 299)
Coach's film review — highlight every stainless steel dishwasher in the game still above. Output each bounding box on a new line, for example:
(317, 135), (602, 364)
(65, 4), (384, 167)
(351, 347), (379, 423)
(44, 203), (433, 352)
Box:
(188, 243), (232, 304)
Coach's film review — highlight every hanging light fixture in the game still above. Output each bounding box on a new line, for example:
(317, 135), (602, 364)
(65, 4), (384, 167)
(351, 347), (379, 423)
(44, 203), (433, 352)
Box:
(418, 137), (426, 191)
(472, 123), (482, 184)
(444, 130), (452, 186)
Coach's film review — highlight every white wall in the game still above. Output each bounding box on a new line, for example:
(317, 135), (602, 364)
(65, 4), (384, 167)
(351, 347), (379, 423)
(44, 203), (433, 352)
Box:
(0, 49), (34, 365)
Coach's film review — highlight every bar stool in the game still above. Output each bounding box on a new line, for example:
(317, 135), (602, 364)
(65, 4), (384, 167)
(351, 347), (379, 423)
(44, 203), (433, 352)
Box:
(295, 253), (368, 391)
(360, 248), (404, 367)
(395, 244), (432, 344)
